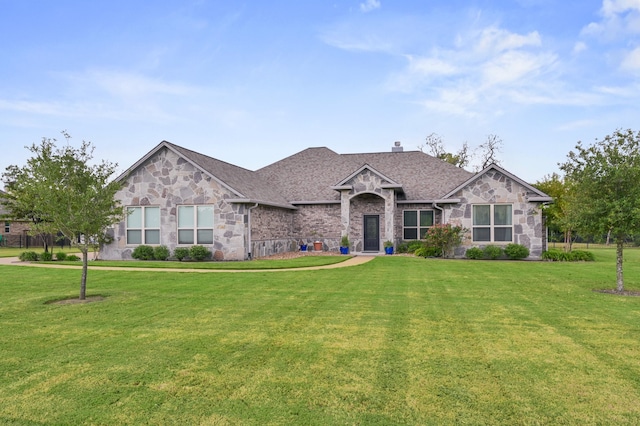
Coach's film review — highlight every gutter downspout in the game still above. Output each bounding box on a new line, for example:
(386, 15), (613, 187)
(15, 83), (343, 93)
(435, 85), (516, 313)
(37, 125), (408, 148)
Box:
(432, 202), (444, 224)
(247, 203), (259, 260)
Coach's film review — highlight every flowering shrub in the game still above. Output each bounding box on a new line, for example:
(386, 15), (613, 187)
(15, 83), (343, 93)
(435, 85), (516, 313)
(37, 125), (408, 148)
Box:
(424, 224), (466, 258)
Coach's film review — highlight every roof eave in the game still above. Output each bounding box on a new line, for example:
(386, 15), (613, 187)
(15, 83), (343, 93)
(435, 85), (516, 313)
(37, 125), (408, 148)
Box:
(229, 199), (297, 210)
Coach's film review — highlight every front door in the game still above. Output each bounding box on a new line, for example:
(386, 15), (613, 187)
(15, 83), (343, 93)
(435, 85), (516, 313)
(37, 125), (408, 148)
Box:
(363, 215), (380, 251)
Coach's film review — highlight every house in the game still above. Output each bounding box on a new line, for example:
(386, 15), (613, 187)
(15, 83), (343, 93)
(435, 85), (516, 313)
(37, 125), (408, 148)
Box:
(100, 141), (552, 260)
(0, 189), (38, 248)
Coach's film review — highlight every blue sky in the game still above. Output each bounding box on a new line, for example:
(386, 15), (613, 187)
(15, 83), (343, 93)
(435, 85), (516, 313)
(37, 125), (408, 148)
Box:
(2, 0), (639, 183)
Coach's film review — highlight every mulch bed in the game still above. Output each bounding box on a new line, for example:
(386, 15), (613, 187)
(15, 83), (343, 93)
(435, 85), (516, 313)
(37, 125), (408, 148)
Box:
(593, 289), (640, 297)
(46, 296), (106, 305)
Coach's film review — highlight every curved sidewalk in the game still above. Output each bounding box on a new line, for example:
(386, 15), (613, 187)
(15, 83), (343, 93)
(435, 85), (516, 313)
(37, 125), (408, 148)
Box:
(0, 255), (375, 273)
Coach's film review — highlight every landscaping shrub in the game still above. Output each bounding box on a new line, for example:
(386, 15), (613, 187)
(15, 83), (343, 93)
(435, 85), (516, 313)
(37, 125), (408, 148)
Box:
(504, 243), (530, 260)
(189, 245), (212, 261)
(19, 251), (39, 261)
(132, 245), (155, 260)
(423, 224), (466, 258)
(40, 251), (53, 261)
(153, 245), (170, 261)
(55, 252), (67, 261)
(414, 246), (442, 258)
(173, 247), (190, 261)
(483, 245), (503, 260)
(572, 250), (595, 261)
(397, 241), (424, 254)
(466, 247), (484, 259)
(542, 249), (595, 262)
(66, 255), (81, 261)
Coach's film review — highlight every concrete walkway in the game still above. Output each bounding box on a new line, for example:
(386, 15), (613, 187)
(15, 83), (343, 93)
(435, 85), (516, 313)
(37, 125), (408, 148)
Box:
(0, 255), (375, 273)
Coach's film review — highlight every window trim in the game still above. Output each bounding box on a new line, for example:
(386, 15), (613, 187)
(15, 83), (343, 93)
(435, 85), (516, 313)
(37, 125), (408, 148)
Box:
(177, 205), (215, 245)
(472, 204), (513, 243)
(126, 206), (161, 245)
(4, 221), (9, 233)
(403, 209), (435, 240)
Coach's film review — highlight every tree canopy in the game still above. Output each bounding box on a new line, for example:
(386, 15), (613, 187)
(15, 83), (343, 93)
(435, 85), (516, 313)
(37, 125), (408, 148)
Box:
(2, 133), (124, 299)
(559, 129), (640, 292)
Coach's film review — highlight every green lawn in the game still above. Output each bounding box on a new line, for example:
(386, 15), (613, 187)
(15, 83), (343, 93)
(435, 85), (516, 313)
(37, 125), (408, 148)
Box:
(1, 249), (640, 424)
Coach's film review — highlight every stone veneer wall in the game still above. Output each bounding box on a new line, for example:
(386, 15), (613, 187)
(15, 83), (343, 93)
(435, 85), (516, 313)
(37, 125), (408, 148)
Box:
(101, 147), (247, 261)
(291, 204), (342, 251)
(445, 170), (546, 258)
(249, 205), (296, 258)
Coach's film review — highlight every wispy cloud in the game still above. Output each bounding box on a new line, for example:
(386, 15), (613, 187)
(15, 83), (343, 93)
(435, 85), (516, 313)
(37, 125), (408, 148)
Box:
(360, 0), (381, 13)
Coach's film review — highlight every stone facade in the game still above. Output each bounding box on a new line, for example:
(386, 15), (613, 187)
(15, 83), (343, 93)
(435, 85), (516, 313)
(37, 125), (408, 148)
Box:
(102, 147), (247, 261)
(445, 170), (546, 258)
(101, 142), (551, 260)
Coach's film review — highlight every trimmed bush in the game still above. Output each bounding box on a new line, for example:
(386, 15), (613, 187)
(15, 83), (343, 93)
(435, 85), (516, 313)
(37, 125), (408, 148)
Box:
(66, 254), (81, 261)
(153, 245), (170, 261)
(189, 245), (211, 261)
(542, 249), (595, 262)
(483, 245), (503, 260)
(397, 241), (424, 254)
(19, 251), (39, 262)
(572, 250), (595, 261)
(40, 251), (53, 261)
(132, 245), (155, 260)
(504, 243), (530, 260)
(55, 252), (67, 261)
(414, 246), (442, 258)
(173, 247), (190, 261)
(466, 247), (484, 259)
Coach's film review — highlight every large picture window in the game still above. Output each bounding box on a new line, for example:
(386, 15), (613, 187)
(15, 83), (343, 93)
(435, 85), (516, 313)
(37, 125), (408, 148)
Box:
(403, 210), (434, 240)
(472, 204), (512, 242)
(178, 205), (214, 244)
(126, 206), (160, 245)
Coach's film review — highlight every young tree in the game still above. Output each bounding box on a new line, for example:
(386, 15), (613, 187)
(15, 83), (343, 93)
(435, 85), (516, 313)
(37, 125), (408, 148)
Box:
(559, 129), (640, 292)
(534, 173), (578, 252)
(2, 132), (124, 299)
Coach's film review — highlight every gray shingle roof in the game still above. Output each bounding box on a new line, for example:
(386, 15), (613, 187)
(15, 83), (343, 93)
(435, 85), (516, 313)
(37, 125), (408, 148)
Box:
(124, 142), (538, 208)
(256, 147), (475, 202)
(164, 142), (294, 208)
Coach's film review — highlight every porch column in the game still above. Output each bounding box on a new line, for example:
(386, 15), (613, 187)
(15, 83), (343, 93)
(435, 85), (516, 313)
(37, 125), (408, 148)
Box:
(340, 190), (350, 237)
(384, 189), (395, 243)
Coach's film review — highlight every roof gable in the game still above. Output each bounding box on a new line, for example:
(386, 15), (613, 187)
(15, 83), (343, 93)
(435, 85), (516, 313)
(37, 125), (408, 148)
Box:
(442, 163), (552, 201)
(332, 164), (402, 190)
(117, 141), (295, 209)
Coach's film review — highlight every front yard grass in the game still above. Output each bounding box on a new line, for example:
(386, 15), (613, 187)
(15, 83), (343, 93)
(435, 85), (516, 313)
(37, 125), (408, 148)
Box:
(1, 249), (640, 424)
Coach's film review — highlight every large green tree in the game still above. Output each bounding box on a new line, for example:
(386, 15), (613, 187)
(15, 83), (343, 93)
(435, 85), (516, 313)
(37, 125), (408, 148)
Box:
(559, 129), (640, 292)
(2, 133), (124, 299)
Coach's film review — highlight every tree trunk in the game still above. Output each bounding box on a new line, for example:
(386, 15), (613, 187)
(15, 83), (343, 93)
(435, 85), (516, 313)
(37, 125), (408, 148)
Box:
(616, 239), (624, 293)
(564, 229), (572, 252)
(80, 249), (88, 300)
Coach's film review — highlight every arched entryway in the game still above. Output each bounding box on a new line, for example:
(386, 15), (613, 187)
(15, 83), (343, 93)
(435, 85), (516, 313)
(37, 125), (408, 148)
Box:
(349, 193), (385, 252)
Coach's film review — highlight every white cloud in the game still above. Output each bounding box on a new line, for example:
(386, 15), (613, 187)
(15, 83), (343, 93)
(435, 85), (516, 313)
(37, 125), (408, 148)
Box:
(602, 0), (640, 17)
(360, 0), (381, 13)
(581, 0), (640, 38)
(621, 46), (640, 70)
(473, 27), (542, 54)
(573, 41), (588, 54)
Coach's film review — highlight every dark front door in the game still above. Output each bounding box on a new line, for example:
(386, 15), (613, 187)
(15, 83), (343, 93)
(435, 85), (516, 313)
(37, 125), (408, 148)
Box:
(363, 215), (380, 251)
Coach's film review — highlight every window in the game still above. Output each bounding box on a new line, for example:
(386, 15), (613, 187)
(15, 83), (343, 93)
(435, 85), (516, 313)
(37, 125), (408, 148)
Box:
(126, 206), (160, 244)
(4, 222), (9, 233)
(178, 205), (214, 244)
(403, 210), (434, 240)
(472, 204), (512, 242)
